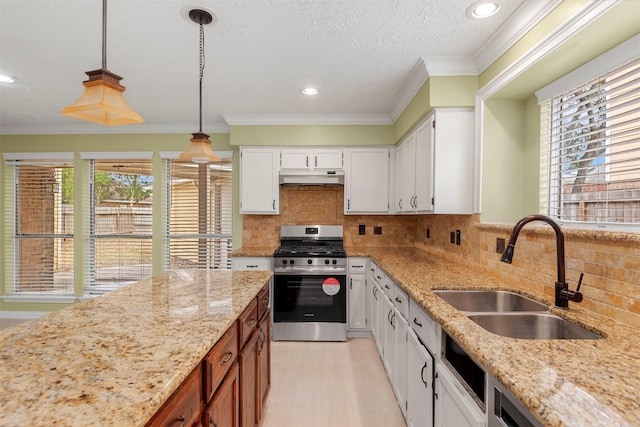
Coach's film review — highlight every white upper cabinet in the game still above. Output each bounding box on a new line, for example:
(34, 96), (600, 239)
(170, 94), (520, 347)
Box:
(344, 147), (391, 214)
(280, 148), (343, 170)
(395, 108), (473, 214)
(239, 148), (281, 214)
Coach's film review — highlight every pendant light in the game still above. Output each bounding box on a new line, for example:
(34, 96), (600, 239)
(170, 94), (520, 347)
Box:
(179, 9), (220, 164)
(61, 0), (143, 126)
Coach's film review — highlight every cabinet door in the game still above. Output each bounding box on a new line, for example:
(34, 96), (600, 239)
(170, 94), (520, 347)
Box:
(239, 331), (259, 427)
(240, 148), (280, 214)
(256, 311), (271, 422)
(402, 133), (417, 212)
(431, 109), (474, 214)
(382, 294), (395, 379)
(370, 284), (380, 348)
(313, 149), (343, 169)
(407, 329), (434, 427)
(344, 148), (390, 213)
(395, 141), (406, 212)
(393, 308), (408, 417)
(281, 148), (311, 169)
(205, 362), (239, 427)
(415, 116), (435, 212)
(348, 274), (367, 330)
(434, 363), (486, 427)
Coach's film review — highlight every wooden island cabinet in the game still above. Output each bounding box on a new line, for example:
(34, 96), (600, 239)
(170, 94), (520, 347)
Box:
(147, 283), (271, 427)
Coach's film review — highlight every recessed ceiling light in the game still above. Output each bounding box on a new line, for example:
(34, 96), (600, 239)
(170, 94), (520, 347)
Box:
(301, 87), (318, 96)
(465, 1), (500, 19)
(0, 74), (16, 83)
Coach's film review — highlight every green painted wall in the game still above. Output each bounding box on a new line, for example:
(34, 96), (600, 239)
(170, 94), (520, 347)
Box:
(229, 124), (393, 147)
(481, 100), (526, 222)
(393, 76), (478, 143)
(478, 1), (639, 222)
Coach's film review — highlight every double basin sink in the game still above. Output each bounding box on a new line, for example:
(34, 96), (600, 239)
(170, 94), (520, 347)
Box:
(433, 290), (602, 340)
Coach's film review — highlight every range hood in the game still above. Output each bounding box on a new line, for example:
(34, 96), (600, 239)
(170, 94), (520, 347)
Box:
(279, 170), (344, 185)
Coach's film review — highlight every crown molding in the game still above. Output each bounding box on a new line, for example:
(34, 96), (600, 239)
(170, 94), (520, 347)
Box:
(0, 122), (230, 136)
(222, 113), (393, 126)
(477, 0), (621, 100)
(472, 0), (563, 73)
(423, 56), (479, 76)
(389, 59), (430, 121)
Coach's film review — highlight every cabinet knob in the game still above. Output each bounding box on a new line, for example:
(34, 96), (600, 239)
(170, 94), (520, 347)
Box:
(179, 414), (186, 427)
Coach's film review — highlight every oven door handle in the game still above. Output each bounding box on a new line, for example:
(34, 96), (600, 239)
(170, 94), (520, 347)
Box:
(274, 268), (347, 275)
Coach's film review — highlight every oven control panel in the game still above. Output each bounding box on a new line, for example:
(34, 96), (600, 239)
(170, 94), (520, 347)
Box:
(277, 258), (346, 267)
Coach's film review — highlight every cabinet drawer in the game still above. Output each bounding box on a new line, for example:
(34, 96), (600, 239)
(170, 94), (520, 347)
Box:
(147, 364), (202, 427)
(393, 285), (409, 319)
(381, 274), (394, 297)
(231, 257), (272, 271)
(238, 299), (258, 348)
(257, 284), (270, 320)
(348, 257), (368, 274)
(409, 298), (439, 355)
(204, 322), (238, 403)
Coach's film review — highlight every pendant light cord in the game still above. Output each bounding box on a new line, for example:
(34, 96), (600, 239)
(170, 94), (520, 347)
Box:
(198, 23), (205, 133)
(102, 0), (107, 70)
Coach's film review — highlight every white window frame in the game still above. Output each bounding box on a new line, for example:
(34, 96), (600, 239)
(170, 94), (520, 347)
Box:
(2, 152), (76, 303)
(536, 35), (640, 231)
(80, 152), (154, 295)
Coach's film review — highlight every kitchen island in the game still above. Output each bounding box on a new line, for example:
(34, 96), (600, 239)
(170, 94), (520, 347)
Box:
(0, 269), (272, 426)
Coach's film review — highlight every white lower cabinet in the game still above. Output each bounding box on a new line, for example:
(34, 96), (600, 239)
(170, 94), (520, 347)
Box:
(407, 328), (434, 427)
(230, 257), (272, 271)
(392, 306), (409, 417)
(382, 292), (395, 379)
(348, 273), (367, 330)
(348, 258), (369, 332)
(435, 363), (486, 427)
(372, 283), (384, 354)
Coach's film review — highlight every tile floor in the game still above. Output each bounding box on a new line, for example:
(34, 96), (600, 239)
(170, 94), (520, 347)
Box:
(262, 337), (406, 427)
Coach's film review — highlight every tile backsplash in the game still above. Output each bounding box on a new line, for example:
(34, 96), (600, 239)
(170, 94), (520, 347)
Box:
(241, 186), (640, 328)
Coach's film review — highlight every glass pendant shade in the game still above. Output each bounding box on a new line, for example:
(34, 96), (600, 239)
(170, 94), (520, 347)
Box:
(179, 132), (220, 164)
(61, 69), (144, 126)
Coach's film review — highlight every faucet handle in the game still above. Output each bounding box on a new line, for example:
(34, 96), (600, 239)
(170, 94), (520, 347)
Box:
(576, 272), (584, 292)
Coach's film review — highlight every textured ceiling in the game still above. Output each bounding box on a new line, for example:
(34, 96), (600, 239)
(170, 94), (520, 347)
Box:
(0, 0), (555, 134)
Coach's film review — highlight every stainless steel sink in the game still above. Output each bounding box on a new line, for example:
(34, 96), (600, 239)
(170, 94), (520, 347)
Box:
(467, 313), (602, 340)
(433, 290), (548, 312)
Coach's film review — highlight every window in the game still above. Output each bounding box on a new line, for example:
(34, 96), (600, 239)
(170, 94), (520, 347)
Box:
(3, 154), (74, 296)
(545, 58), (640, 226)
(86, 158), (153, 294)
(166, 159), (233, 270)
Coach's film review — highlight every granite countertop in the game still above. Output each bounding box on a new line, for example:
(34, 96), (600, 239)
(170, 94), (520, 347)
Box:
(348, 247), (639, 427)
(0, 269), (273, 427)
(230, 246), (277, 257)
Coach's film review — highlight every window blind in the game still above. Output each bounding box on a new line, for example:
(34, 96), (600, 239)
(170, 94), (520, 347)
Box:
(548, 58), (640, 225)
(87, 159), (153, 294)
(166, 160), (233, 270)
(9, 161), (74, 294)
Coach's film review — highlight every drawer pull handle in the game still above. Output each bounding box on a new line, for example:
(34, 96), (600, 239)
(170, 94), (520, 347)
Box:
(247, 317), (257, 325)
(247, 265), (258, 268)
(220, 351), (233, 365)
(210, 418), (217, 427)
(395, 297), (402, 303)
(179, 414), (186, 427)
(413, 318), (423, 327)
(421, 361), (429, 387)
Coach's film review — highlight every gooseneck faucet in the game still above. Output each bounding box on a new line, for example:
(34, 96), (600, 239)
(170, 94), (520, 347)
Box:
(500, 214), (583, 309)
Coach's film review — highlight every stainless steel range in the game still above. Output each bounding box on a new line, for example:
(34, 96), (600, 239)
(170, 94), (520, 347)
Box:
(272, 225), (347, 341)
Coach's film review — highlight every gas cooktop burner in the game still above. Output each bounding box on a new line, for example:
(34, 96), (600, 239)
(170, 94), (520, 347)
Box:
(273, 245), (346, 258)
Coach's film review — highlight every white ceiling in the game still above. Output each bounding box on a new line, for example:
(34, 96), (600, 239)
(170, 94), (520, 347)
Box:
(0, 0), (558, 135)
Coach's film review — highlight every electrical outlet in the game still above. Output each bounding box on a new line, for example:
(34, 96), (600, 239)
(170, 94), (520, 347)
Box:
(496, 238), (506, 253)
(426, 228), (430, 239)
(359, 224), (366, 235)
(450, 231), (455, 244)
(456, 230), (461, 245)
(374, 226), (382, 235)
